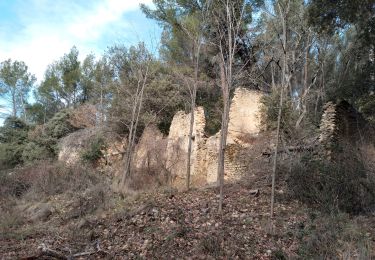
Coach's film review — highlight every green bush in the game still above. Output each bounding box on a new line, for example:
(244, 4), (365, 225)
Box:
(44, 109), (77, 139)
(0, 117), (29, 169)
(22, 142), (51, 164)
(25, 110), (79, 162)
(81, 136), (106, 163)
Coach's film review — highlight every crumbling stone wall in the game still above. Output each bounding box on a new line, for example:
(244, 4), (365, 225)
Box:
(59, 88), (265, 186)
(166, 88), (264, 185)
(319, 100), (375, 176)
(165, 107), (206, 183)
(227, 88), (263, 144)
(319, 101), (366, 153)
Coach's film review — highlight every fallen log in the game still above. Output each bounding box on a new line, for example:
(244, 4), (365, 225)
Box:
(262, 144), (317, 157)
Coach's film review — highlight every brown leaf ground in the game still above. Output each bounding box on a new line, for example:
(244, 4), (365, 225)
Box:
(1, 171), (374, 259)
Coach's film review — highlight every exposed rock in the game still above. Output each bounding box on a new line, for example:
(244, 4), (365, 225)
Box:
(58, 128), (100, 165)
(319, 100), (375, 172)
(134, 125), (166, 171)
(59, 126), (126, 171)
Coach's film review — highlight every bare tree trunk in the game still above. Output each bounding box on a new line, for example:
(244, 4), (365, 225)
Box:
(218, 60), (230, 212)
(11, 90), (17, 117)
(295, 33), (311, 129)
(186, 44), (201, 191)
(122, 65), (150, 186)
(43, 106), (47, 124)
(270, 0), (289, 219)
(186, 84), (196, 190)
(100, 84), (104, 126)
(215, 0), (246, 213)
(21, 94), (27, 122)
(270, 84), (283, 219)
(184, 1), (210, 191)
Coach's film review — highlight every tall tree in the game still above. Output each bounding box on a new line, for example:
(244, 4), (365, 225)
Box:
(142, 0), (212, 190)
(106, 43), (154, 186)
(80, 54), (96, 103)
(0, 59), (36, 120)
(308, 0), (375, 120)
(36, 46), (81, 115)
(210, 0), (258, 212)
(93, 56), (112, 125)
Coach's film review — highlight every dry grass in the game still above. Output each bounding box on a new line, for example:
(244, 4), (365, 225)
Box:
(0, 161), (112, 240)
(296, 212), (372, 259)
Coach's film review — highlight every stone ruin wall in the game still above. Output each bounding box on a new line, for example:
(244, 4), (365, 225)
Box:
(204, 89), (264, 184)
(165, 107), (206, 185)
(318, 100), (375, 170)
(58, 88), (264, 186)
(319, 100), (367, 153)
(166, 88), (264, 185)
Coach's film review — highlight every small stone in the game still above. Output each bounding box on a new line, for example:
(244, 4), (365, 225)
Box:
(232, 213), (239, 218)
(249, 189), (259, 196)
(266, 250), (272, 255)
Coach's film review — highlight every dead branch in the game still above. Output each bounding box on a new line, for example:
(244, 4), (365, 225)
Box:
(24, 241), (108, 260)
(262, 144), (317, 157)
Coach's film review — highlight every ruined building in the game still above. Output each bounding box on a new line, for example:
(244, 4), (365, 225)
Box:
(319, 100), (367, 154)
(58, 88), (266, 186)
(162, 88), (264, 185)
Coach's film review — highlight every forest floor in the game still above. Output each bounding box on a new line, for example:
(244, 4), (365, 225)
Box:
(1, 169), (375, 259)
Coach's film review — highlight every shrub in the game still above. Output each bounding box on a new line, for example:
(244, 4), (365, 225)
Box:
(0, 143), (26, 169)
(81, 136), (106, 163)
(0, 117), (29, 168)
(24, 110), (80, 163)
(0, 170), (31, 198)
(22, 142), (51, 164)
(0, 161), (106, 200)
(287, 149), (375, 214)
(296, 212), (371, 259)
(68, 104), (97, 129)
(44, 109), (78, 139)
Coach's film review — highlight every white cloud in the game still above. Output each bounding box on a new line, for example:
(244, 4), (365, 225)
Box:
(0, 0), (153, 82)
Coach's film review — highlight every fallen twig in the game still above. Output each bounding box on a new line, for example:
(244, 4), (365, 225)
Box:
(23, 241), (108, 260)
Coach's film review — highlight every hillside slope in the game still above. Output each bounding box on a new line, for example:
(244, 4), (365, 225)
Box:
(1, 169), (374, 259)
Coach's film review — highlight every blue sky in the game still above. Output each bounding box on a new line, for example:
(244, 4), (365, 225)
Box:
(0, 0), (162, 119)
(0, 0), (161, 80)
